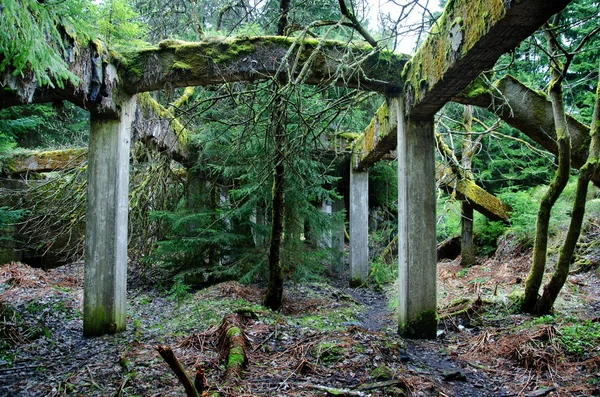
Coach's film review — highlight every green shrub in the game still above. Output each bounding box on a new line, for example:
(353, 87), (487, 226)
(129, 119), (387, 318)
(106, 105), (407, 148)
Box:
(559, 320), (600, 357)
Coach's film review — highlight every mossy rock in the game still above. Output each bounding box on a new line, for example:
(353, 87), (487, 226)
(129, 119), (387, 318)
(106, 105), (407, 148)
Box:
(370, 365), (394, 380)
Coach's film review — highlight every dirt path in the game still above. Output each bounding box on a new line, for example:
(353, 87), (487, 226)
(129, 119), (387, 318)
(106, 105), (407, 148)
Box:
(1, 261), (598, 396)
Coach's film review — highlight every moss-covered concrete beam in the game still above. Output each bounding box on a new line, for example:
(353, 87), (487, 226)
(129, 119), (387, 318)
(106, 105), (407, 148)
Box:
(1, 42), (125, 118)
(453, 74), (597, 184)
(1, 94), (190, 176)
(404, 0), (571, 119)
(134, 93), (190, 164)
(1, 148), (87, 175)
(436, 163), (512, 222)
(120, 36), (407, 94)
(354, 0), (571, 170)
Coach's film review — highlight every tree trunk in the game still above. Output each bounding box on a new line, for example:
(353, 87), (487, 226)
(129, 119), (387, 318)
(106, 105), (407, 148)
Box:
(264, 131), (285, 310)
(460, 105), (476, 267)
(460, 202), (475, 267)
(522, 27), (572, 313)
(536, 70), (600, 313)
(263, 0), (290, 311)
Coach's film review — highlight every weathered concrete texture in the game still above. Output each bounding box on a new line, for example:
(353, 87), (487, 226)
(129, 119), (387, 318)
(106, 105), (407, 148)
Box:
(121, 36), (407, 95)
(134, 93), (190, 164)
(396, 100), (437, 339)
(2, 148), (87, 175)
(349, 170), (369, 286)
(331, 198), (346, 273)
(435, 163), (511, 221)
(317, 200), (333, 249)
(454, 74), (597, 184)
(355, 0), (572, 170)
(83, 97), (135, 337)
(251, 207), (266, 247)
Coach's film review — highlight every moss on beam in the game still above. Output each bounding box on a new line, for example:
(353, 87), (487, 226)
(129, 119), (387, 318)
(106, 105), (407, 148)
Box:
(121, 36), (408, 94)
(402, 0), (571, 119)
(455, 74), (597, 186)
(137, 93), (189, 149)
(436, 163), (511, 222)
(1, 148), (87, 175)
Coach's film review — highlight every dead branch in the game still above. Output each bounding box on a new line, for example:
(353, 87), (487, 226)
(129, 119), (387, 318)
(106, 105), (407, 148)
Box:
(156, 345), (199, 397)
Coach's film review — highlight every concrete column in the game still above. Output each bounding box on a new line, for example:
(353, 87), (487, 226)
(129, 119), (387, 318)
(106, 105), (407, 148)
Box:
(349, 169), (368, 286)
(395, 98), (437, 339)
(331, 198), (345, 273)
(83, 97), (135, 336)
(251, 206), (266, 247)
(317, 199), (333, 249)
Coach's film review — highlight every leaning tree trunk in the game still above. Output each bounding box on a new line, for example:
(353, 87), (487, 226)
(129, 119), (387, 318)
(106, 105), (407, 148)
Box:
(522, 26), (572, 313)
(263, 0), (291, 311)
(536, 69), (600, 314)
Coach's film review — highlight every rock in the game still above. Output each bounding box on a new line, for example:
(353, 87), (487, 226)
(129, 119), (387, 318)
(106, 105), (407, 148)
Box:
(370, 365), (394, 380)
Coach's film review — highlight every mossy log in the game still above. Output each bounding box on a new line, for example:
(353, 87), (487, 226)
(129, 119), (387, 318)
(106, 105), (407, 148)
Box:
(353, 0), (571, 170)
(217, 314), (248, 380)
(454, 74), (598, 185)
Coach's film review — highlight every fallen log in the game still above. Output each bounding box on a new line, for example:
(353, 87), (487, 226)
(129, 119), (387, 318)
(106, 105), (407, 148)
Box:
(217, 314), (248, 380)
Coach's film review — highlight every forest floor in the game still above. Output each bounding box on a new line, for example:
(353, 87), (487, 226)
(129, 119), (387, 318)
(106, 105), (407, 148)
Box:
(1, 243), (600, 396)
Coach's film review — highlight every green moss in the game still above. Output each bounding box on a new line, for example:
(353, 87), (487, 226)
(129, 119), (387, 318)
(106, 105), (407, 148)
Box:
(137, 93), (189, 146)
(337, 132), (361, 140)
(370, 365), (394, 380)
(399, 310), (438, 339)
(227, 345), (246, 368)
(172, 61), (193, 71)
(403, 0), (508, 108)
(462, 77), (489, 99)
(313, 341), (343, 364)
(226, 326), (241, 338)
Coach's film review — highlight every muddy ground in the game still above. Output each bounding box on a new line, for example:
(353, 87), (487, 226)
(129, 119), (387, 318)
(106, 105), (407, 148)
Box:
(0, 247), (599, 396)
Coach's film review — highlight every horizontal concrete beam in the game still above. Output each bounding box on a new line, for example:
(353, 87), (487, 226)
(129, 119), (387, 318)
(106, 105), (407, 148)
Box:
(1, 148), (87, 174)
(436, 163), (512, 222)
(354, 0), (571, 170)
(453, 74), (597, 184)
(1, 36), (408, 113)
(121, 36), (407, 94)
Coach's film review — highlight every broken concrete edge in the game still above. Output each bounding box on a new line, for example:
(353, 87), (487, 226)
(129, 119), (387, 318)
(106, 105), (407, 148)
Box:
(398, 309), (438, 339)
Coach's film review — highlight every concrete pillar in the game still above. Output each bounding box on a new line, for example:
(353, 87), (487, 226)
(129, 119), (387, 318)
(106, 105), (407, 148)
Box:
(316, 199), (333, 249)
(251, 206), (266, 247)
(83, 97), (135, 336)
(331, 198), (345, 273)
(349, 169), (368, 286)
(395, 98), (437, 339)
